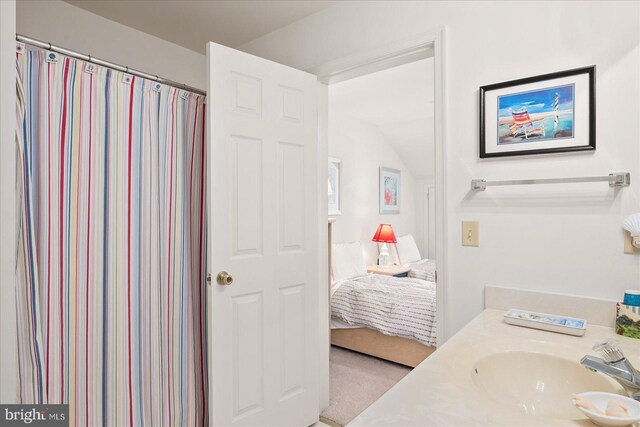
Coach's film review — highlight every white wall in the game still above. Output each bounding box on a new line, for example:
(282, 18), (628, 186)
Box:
(242, 1), (640, 339)
(16, 0), (206, 90)
(329, 105), (417, 265)
(0, 0), (18, 403)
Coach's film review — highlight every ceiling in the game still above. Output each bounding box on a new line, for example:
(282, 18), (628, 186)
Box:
(329, 58), (435, 180)
(63, 0), (337, 53)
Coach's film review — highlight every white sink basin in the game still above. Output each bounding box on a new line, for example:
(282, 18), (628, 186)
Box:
(472, 351), (621, 419)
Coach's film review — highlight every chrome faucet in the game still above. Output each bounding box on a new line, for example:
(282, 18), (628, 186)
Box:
(580, 339), (640, 400)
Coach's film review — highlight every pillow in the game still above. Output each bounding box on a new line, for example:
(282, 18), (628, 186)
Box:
(332, 242), (368, 282)
(396, 234), (422, 264)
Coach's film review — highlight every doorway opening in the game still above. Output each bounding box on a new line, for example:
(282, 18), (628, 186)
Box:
(319, 33), (445, 426)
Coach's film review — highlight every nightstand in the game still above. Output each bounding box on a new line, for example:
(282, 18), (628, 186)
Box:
(367, 264), (410, 278)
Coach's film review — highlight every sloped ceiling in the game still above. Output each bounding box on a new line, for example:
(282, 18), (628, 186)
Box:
(329, 58), (435, 180)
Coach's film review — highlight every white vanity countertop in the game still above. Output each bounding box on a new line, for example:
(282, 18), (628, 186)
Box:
(348, 309), (640, 427)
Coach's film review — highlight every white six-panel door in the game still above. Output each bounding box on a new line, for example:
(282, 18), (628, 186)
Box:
(206, 42), (319, 427)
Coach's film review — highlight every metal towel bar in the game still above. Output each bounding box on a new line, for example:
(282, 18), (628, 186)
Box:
(471, 172), (630, 191)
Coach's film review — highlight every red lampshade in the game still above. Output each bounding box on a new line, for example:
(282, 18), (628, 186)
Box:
(372, 224), (397, 243)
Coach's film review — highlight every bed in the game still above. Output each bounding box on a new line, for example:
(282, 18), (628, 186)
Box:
(394, 234), (437, 282)
(330, 242), (437, 367)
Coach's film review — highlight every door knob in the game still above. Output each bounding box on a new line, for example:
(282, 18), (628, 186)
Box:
(216, 271), (233, 286)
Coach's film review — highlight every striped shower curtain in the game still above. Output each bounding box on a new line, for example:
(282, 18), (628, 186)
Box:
(15, 48), (208, 426)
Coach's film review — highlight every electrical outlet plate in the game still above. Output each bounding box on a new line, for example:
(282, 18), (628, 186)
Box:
(624, 231), (640, 254)
(462, 221), (479, 247)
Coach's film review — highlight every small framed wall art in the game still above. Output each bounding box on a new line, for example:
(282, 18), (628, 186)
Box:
(379, 166), (400, 214)
(479, 66), (595, 158)
(328, 157), (341, 216)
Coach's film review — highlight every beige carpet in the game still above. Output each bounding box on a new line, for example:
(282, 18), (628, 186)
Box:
(320, 346), (412, 427)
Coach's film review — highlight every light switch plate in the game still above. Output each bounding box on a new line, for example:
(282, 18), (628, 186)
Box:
(624, 231), (640, 254)
(462, 221), (479, 247)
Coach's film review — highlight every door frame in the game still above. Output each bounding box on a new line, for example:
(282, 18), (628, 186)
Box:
(310, 27), (448, 402)
(423, 183), (430, 259)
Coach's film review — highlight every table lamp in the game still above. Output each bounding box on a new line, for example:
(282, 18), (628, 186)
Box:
(372, 224), (397, 266)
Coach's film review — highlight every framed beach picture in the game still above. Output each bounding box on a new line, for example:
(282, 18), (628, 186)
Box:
(479, 66), (595, 158)
(328, 157), (341, 216)
(379, 167), (400, 214)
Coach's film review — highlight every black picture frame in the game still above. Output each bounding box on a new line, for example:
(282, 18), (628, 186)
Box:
(479, 66), (596, 158)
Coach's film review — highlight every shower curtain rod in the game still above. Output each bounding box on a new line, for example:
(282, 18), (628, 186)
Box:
(16, 34), (207, 97)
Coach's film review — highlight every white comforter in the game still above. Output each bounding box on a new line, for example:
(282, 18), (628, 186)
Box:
(406, 259), (437, 282)
(331, 274), (437, 347)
